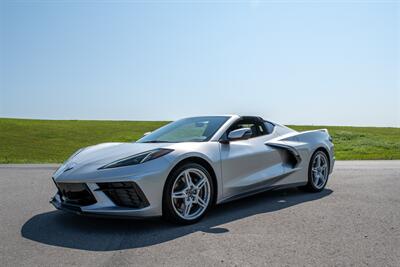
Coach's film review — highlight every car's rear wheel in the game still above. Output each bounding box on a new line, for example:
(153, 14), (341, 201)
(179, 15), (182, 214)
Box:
(163, 163), (214, 224)
(302, 150), (330, 192)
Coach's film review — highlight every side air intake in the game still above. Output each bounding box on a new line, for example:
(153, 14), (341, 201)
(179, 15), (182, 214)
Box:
(265, 142), (302, 168)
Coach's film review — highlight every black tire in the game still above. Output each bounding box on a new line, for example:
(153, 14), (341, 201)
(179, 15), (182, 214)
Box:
(300, 149), (330, 192)
(162, 163), (214, 225)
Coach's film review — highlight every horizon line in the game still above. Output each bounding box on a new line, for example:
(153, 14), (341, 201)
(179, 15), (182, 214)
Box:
(1, 116), (399, 129)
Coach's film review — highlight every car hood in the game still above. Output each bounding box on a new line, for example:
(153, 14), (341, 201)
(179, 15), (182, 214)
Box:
(53, 142), (172, 179)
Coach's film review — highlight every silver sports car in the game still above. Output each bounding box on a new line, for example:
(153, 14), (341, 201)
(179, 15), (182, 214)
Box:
(51, 115), (334, 224)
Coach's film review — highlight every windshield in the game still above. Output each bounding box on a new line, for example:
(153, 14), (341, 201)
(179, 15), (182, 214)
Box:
(137, 116), (230, 143)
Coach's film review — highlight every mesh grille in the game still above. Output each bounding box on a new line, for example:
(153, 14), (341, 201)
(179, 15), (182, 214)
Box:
(56, 182), (97, 206)
(97, 182), (150, 209)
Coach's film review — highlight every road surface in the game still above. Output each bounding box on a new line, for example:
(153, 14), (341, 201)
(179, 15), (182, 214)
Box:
(0, 161), (399, 266)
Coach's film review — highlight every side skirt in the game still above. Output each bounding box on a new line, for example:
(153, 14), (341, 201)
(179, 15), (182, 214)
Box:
(218, 182), (307, 204)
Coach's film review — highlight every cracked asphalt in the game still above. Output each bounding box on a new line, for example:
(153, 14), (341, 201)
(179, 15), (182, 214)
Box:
(0, 161), (399, 266)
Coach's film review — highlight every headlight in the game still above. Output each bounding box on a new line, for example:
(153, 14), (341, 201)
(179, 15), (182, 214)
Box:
(99, 148), (173, 169)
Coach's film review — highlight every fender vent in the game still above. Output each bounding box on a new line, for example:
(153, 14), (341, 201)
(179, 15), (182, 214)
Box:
(285, 151), (300, 168)
(265, 142), (302, 168)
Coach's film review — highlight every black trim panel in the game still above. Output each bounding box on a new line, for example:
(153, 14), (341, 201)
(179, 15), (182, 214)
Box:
(220, 182), (307, 204)
(96, 182), (150, 209)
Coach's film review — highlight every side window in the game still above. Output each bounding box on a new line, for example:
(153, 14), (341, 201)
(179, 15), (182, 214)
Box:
(264, 121), (275, 134)
(227, 118), (266, 138)
(257, 124), (265, 135)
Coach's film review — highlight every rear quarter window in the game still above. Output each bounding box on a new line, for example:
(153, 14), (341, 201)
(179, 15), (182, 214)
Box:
(264, 121), (275, 134)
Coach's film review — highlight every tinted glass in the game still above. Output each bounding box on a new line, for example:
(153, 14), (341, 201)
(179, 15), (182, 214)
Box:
(227, 118), (266, 138)
(264, 121), (275, 134)
(137, 116), (229, 143)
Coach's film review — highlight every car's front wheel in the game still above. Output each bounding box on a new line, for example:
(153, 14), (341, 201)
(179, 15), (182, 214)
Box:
(163, 163), (214, 224)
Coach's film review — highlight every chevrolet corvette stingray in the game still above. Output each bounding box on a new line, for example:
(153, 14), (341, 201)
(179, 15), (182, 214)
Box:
(51, 115), (334, 224)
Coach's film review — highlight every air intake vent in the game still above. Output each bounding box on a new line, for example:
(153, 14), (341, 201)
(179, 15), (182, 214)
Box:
(97, 182), (150, 209)
(56, 182), (97, 206)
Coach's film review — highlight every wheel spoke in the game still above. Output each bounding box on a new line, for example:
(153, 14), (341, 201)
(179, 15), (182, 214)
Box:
(184, 171), (193, 187)
(172, 190), (186, 199)
(197, 196), (207, 208)
(183, 202), (192, 216)
(196, 177), (206, 190)
(316, 155), (321, 167)
(320, 175), (326, 184)
(313, 174), (320, 185)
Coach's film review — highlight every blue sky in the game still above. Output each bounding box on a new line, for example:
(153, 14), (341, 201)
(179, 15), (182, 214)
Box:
(0, 1), (399, 126)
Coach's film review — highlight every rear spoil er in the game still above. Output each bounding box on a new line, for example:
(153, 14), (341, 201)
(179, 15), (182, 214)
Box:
(265, 141), (302, 167)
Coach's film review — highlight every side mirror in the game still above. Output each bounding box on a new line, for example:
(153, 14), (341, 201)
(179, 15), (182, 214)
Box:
(227, 128), (252, 141)
(143, 131), (152, 137)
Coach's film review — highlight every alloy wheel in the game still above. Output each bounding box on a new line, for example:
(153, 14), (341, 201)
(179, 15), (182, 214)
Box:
(311, 152), (329, 189)
(170, 168), (211, 220)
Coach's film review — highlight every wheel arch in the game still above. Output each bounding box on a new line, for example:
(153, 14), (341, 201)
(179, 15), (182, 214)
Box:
(164, 156), (219, 206)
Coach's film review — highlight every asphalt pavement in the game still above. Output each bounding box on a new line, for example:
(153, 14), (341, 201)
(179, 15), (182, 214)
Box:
(0, 161), (399, 266)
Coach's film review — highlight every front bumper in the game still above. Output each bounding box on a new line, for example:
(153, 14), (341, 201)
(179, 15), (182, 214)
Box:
(50, 191), (158, 219)
(50, 158), (173, 218)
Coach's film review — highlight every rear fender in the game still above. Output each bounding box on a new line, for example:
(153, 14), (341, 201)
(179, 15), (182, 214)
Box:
(266, 129), (334, 176)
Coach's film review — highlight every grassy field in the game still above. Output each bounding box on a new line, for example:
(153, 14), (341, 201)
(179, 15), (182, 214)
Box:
(0, 118), (399, 163)
(290, 125), (400, 160)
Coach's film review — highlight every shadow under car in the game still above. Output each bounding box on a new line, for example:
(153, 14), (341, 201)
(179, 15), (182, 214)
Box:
(21, 188), (333, 251)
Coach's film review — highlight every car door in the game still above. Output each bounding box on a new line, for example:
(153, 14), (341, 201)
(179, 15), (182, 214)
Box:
(219, 117), (284, 200)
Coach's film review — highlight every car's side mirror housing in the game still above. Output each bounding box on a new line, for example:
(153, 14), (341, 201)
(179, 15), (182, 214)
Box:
(227, 128), (252, 141)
